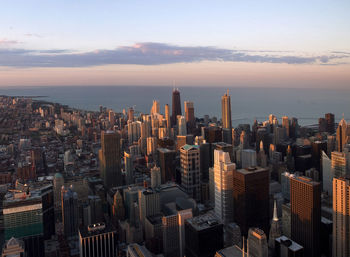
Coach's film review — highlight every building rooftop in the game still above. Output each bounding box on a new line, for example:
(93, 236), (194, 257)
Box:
(236, 166), (268, 175)
(186, 211), (221, 231)
(181, 144), (200, 151)
(291, 175), (320, 186)
(216, 245), (246, 257)
(79, 222), (116, 238)
(275, 236), (303, 252)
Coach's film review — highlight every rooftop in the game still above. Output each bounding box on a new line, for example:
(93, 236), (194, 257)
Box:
(186, 211), (221, 231)
(79, 222), (116, 238)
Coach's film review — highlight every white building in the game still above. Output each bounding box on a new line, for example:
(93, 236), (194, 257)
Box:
(213, 150), (235, 224)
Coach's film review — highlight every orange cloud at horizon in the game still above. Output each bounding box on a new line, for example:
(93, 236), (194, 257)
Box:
(0, 61), (349, 89)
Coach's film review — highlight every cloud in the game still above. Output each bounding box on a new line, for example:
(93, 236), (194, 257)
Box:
(24, 33), (42, 38)
(0, 42), (348, 68)
(0, 39), (20, 45)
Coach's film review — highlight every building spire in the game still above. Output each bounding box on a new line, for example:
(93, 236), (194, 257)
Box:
(273, 200), (278, 221)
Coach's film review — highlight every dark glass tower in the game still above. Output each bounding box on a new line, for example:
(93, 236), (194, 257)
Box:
(171, 88), (182, 127)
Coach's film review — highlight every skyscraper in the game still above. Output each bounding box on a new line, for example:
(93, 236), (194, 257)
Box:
(177, 115), (187, 136)
(233, 167), (269, 236)
(171, 89), (181, 127)
(331, 151), (347, 178)
(336, 118), (348, 152)
(247, 228), (268, 257)
(185, 212), (224, 257)
(268, 200), (282, 249)
(290, 176), (320, 257)
(157, 148), (176, 183)
(79, 223), (116, 257)
(138, 188), (160, 227)
(62, 185), (79, 238)
(99, 130), (122, 189)
(221, 90), (232, 144)
(325, 113), (335, 134)
(180, 144), (201, 201)
(165, 104), (171, 131)
(333, 177), (350, 257)
(213, 150), (235, 224)
(282, 116), (290, 138)
(184, 101), (195, 132)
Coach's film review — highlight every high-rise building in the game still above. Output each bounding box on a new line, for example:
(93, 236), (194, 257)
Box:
(151, 166), (161, 188)
(241, 149), (257, 169)
(274, 236), (304, 257)
(185, 212), (224, 257)
(53, 172), (64, 214)
(151, 100), (160, 115)
(180, 144), (201, 201)
(247, 228), (268, 257)
(127, 243), (153, 257)
(128, 107), (135, 121)
(124, 151), (134, 185)
(157, 148), (176, 183)
(1, 237), (25, 257)
(184, 101), (195, 132)
(325, 113), (335, 134)
(79, 222), (116, 257)
(147, 136), (158, 158)
(322, 151), (332, 195)
(336, 118), (348, 152)
(268, 200), (282, 249)
(112, 190), (125, 224)
(331, 151), (347, 178)
(177, 115), (187, 136)
(233, 167), (269, 236)
(290, 176), (320, 257)
(127, 121), (141, 144)
(162, 214), (179, 257)
(171, 89), (182, 127)
(213, 150), (235, 224)
(62, 185), (79, 238)
(282, 116), (290, 138)
(99, 130), (122, 189)
(333, 177), (350, 257)
(138, 188), (160, 227)
(165, 104), (171, 127)
(178, 209), (193, 257)
(108, 110), (115, 125)
(221, 90), (232, 144)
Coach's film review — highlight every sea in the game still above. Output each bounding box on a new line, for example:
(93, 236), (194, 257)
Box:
(1, 86), (349, 127)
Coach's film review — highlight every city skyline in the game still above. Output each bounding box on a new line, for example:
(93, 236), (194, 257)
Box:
(0, 1), (350, 87)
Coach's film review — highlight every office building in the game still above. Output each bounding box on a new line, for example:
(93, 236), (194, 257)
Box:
(290, 176), (320, 257)
(177, 134), (194, 151)
(268, 200), (282, 249)
(337, 118), (348, 152)
(233, 167), (269, 236)
(138, 188), (160, 227)
(333, 177), (350, 257)
(178, 209), (193, 257)
(165, 104), (171, 130)
(240, 149), (257, 169)
(99, 130), (122, 189)
(282, 116), (290, 138)
(180, 144), (201, 201)
(177, 115), (187, 136)
(162, 214), (179, 257)
(151, 166), (161, 188)
(331, 151), (347, 178)
(184, 101), (195, 132)
(108, 110), (115, 125)
(79, 222), (116, 257)
(221, 90), (232, 144)
(53, 173), (64, 213)
(151, 100), (160, 115)
(247, 228), (268, 257)
(62, 185), (79, 237)
(185, 212), (224, 257)
(325, 113), (335, 134)
(322, 151), (332, 195)
(157, 148), (176, 183)
(274, 236), (304, 257)
(171, 89), (182, 127)
(128, 120), (141, 143)
(127, 243), (153, 257)
(124, 151), (134, 185)
(1, 237), (25, 257)
(213, 150), (235, 224)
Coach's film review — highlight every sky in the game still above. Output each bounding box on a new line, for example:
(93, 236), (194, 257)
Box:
(0, 0), (350, 88)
